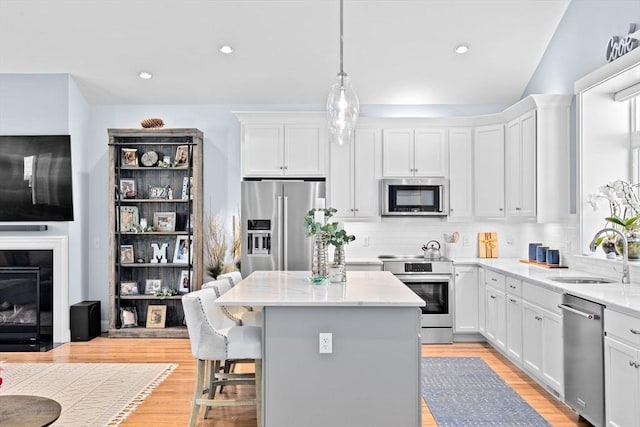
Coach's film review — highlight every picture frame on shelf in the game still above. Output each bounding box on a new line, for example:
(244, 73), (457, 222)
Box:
(120, 281), (139, 296)
(120, 306), (138, 328)
(120, 244), (134, 264)
(121, 148), (138, 167)
(119, 178), (136, 199)
(148, 185), (169, 200)
(175, 145), (190, 167)
(120, 206), (139, 232)
(179, 269), (192, 293)
(146, 305), (167, 329)
(173, 235), (192, 263)
(181, 176), (193, 200)
(153, 211), (176, 232)
(145, 279), (162, 295)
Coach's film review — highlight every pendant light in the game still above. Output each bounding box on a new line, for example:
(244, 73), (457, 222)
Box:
(327, 0), (359, 145)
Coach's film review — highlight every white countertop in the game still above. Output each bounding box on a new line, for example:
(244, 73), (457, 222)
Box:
(214, 270), (425, 307)
(457, 258), (640, 317)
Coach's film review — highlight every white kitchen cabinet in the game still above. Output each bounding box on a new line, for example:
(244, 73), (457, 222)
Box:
(522, 299), (563, 396)
(473, 124), (504, 217)
(329, 127), (382, 219)
(604, 308), (640, 427)
(485, 286), (506, 351)
(448, 127), (473, 219)
(505, 110), (536, 219)
(478, 268), (486, 335)
(454, 266), (479, 333)
(237, 113), (327, 177)
(505, 277), (523, 365)
(382, 128), (447, 177)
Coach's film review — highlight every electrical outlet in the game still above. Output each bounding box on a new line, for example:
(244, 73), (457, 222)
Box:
(363, 236), (370, 247)
(319, 332), (332, 354)
(463, 235), (469, 246)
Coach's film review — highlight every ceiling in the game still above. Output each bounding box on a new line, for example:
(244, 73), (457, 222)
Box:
(0, 0), (571, 106)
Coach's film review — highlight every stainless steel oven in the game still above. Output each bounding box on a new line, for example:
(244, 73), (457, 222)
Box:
(381, 255), (453, 343)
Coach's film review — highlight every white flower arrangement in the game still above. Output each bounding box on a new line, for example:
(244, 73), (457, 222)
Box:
(588, 179), (640, 250)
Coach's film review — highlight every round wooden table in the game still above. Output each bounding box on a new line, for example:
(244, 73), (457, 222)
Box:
(0, 395), (61, 426)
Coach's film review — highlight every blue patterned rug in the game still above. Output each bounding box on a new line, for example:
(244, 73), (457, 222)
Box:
(421, 357), (551, 426)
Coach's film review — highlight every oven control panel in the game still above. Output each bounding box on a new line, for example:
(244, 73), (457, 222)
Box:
(405, 263), (433, 273)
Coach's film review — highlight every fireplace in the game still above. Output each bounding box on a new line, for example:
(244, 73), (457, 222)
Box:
(0, 236), (68, 349)
(0, 250), (54, 351)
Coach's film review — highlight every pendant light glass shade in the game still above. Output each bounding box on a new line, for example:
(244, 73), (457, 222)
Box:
(327, 0), (359, 145)
(327, 72), (359, 145)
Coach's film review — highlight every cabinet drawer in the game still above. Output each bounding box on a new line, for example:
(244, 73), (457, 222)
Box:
(522, 282), (562, 314)
(506, 277), (522, 297)
(485, 269), (506, 291)
(605, 308), (640, 347)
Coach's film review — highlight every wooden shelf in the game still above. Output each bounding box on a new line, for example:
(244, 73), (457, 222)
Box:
(117, 199), (190, 203)
(118, 295), (183, 300)
(107, 326), (188, 338)
(119, 263), (192, 268)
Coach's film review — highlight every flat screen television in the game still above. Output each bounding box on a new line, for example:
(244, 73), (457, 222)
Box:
(0, 135), (74, 221)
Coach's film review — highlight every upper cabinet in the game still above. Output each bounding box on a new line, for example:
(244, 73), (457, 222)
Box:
(505, 110), (536, 219)
(237, 113), (327, 178)
(448, 128), (473, 219)
(329, 127), (382, 219)
(473, 124), (505, 218)
(382, 128), (448, 177)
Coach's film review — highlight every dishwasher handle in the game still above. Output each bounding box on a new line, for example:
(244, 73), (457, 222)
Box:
(558, 303), (600, 320)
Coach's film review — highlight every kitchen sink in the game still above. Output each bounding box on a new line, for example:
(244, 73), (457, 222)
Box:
(549, 277), (615, 284)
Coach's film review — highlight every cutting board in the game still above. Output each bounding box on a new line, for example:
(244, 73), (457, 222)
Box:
(478, 232), (498, 258)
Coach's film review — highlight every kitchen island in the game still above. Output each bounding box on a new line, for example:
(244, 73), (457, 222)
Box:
(215, 270), (424, 427)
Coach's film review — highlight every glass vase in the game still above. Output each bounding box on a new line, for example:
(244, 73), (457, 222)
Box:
(311, 234), (328, 281)
(615, 229), (640, 259)
(332, 245), (346, 283)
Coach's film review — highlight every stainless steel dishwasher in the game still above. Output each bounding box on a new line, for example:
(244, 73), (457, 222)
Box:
(559, 294), (605, 427)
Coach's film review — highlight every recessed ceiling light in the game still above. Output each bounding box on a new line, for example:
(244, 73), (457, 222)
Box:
(455, 44), (469, 54)
(138, 71), (153, 80)
(219, 45), (234, 54)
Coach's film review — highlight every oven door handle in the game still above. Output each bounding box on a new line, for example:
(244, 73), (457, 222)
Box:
(395, 275), (452, 283)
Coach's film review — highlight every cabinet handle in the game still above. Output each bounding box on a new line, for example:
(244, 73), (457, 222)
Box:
(509, 285), (516, 289)
(509, 298), (517, 303)
(516, 207), (521, 211)
(499, 208), (504, 211)
(283, 165), (288, 170)
(491, 277), (497, 282)
(630, 361), (636, 367)
(354, 208), (359, 212)
(631, 328), (640, 335)
(490, 295), (497, 299)
(455, 273), (459, 277)
(450, 208), (454, 212)
(535, 315), (542, 321)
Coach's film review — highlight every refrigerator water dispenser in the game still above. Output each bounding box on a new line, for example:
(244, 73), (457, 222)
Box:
(247, 219), (271, 255)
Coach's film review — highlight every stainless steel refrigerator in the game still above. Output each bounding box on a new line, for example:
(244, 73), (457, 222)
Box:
(241, 180), (326, 277)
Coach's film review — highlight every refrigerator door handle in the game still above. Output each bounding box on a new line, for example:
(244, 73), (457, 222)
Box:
(283, 196), (289, 270)
(277, 196), (284, 270)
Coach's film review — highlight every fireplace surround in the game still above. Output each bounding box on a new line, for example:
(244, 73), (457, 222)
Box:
(0, 236), (69, 349)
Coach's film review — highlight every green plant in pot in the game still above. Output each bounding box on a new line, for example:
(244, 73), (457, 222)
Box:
(588, 180), (640, 259)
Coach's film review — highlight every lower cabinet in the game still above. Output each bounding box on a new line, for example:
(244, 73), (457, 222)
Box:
(454, 266), (479, 333)
(506, 294), (523, 364)
(522, 299), (563, 396)
(604, 308), (640, 427)
(485, 285), (506, 352)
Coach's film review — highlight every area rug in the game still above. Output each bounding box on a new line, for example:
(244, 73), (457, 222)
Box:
(421, 357), (551, 426)
(0, 363), (177, 426)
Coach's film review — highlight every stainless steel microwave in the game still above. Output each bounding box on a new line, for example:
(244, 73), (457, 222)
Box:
(381, 178), (449, 216)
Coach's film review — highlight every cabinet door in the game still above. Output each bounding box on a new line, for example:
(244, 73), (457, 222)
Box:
(414, 128), (447, 177)
(506, 294), (523, 365)
(541, 308), (563, 394)
(473, 124), (505, 217)
(505, 111), (536, 218)
(243, 124), (284, 176)
(486, 285), (506, 351)
(454, 266), (479, 333)
(478, 268), (486, 335)
(353, 128), (382, 218)
(605, 336), (640, 427)
(329, 139), (353, 217)
(523, 301), (543, 378)
(284, 124), (326, 176)
(382, 129), (414, 177)
(448, 128), (473, 218)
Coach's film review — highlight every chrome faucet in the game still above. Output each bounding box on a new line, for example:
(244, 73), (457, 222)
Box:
(590, 228), (630, 284)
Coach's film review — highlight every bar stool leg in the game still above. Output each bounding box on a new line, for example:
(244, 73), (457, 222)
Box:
(188, 359), (205, 427)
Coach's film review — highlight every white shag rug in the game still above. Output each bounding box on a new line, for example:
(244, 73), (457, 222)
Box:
(0, 363), (177, 426)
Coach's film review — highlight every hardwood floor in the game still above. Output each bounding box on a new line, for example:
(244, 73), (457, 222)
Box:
(0, 338), (591, 426)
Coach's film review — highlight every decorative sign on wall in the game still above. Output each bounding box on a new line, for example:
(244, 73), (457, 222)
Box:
(606, 24), (640, 62)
